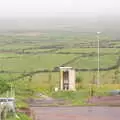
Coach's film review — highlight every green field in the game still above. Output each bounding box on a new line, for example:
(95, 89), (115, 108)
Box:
(0, 54), (75, 72)
(0, 32), (120, 120)
(66, 55), (118, 68)
(0, 32), (120, 83)
(57, 48), (120, 53)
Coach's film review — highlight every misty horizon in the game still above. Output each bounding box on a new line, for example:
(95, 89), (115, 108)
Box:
(0, 14), (120, 34)
(0, 0), (120, 33)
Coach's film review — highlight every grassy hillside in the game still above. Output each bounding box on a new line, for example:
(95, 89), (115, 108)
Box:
(0, 31), (120, 111)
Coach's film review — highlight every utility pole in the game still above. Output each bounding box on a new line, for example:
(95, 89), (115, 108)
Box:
(96, 32), (101, 87)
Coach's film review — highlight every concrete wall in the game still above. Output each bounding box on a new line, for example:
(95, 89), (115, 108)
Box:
(59, 68), (76, 91)
(69, 70), (76, 91)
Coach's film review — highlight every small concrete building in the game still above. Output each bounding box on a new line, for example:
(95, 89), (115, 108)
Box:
(59, 67), (76, 91)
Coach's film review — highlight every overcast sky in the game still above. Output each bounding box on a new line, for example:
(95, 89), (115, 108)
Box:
(0, 0), (120, 18)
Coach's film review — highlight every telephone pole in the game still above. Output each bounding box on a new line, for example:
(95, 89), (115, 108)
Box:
(96, 32), (101, 87)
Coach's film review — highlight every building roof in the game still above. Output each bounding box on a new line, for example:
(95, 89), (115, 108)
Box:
(59, 67), (73, 71)
(60, 67), (72, 69)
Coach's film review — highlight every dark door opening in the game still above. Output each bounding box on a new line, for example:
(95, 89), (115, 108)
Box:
(63, 71), (69, 90)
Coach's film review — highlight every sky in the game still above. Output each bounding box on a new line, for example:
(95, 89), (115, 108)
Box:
(0, 0), (120, 18)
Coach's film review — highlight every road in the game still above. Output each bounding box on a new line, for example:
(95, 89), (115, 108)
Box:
(31, 107), (120, 120)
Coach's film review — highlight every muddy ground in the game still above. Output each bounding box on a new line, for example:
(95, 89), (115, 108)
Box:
(31, 107), (120, 120)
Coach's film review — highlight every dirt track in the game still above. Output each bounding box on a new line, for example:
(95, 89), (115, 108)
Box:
(31, 107), (120, 120)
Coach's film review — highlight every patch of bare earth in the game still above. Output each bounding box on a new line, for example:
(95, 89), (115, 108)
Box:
(87, 95), (120, 106)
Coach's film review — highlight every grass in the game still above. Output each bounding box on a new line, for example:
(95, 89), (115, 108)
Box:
(0, 53), (19, 57)
(13, 69), (119, 93)
(25, 48), (52, 53)
(57, 48), (119, 53)
(6, 112), (32, 120)
(7, 116), (16, 120)
(0, 54), (117, 72)
(50, 90), (89, 105)
(67, 55), (118, 69)
(0, 69), (119, 108)
(12, 69), (120, 106)
(0, 33), (120, 112)
(0, 73), (20, 81)
(0, 54), (75, 72)
(0, 44), (37, 50)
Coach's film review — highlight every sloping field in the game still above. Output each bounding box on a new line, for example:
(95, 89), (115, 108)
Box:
(57, 48), (120, 54)
(66, 55), (118, 69)
(0, 54), (75, 72)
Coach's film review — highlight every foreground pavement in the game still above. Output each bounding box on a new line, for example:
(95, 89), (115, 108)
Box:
(31, 107), (120, 120)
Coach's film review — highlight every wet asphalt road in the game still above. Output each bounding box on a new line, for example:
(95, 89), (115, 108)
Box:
(31, 107), (120, 120)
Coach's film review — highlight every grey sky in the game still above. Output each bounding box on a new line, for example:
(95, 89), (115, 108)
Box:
(0, 0), (119, 17)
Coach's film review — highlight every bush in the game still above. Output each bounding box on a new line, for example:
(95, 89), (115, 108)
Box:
(76, 75), (83, 89)
(76, 75), (83, 83)
(0, 79), (10, 94)
(16, 113), (32, 120)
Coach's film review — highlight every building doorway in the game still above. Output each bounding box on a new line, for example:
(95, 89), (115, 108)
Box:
(63, 71), (69, 90)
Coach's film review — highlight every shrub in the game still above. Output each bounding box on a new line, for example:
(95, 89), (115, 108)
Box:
(76, 75), (83, 83)
(76, 75), (83, 89)
(0, 79), (10, 94)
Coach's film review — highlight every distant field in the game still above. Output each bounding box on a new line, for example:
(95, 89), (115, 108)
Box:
(0, 32), (120, 86)
(25, 48), (52, 53)
(0, 43), (37, 50)
(66, 55), (118, 69)
(57, 48), (120, 53)
(0, 53), (18, 57)
(0, 54), (75, 72)
(0, 32), (120, 110)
